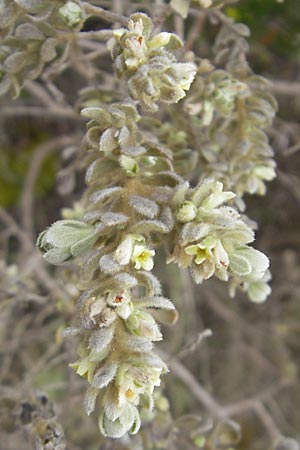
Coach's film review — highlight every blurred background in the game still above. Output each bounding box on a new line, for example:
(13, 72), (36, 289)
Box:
(0, 1), (300, 449)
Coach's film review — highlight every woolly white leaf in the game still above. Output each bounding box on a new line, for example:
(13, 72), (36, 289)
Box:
(130, 220), (170, 234)
(84, 386), (99, 416)
(114, 272), (138, 287)
(89, 187), (123, 205)
(129, 195), (159, 219)
(101, 212), (129, 226)
(135, 271), (162, 295)
(92, 362), (118, 389)
(99, 254), (122, 274)
(89, 326), (115, 353)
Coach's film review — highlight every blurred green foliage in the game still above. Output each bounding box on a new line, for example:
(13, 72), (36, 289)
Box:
(0, 136), (58, 208)
(227, 0), (300, 57)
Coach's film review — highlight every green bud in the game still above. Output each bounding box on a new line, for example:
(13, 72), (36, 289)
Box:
(37, 220), (97, 265)
(58, 1), (84, 28)
(119, 155), (138, 177)
(177, 201), (197, 223)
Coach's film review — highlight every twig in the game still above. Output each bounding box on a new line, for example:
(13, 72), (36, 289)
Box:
(0, 208), (69, 302)
(24, 81), (62, 109)
(79, 29), (114, 39)
(0, 106), (83, 120)
(160, 349), (282, 441)
(185, 11), (206, 52)
(20, 136), (79, 240)
(79, 1), (128, 25)
(271, 79), (300, 96)
(159, 349), (223, 419)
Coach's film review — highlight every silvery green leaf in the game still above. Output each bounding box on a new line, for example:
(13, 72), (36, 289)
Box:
(15, 23), (44, 40)
(71, 234), (97, 257)
(119, 403), (139, 433)
(92, 361), (118, 389)
(89, 326), (115, 354)
(130, 219), (169, 234)
(129, 195), (159, 219)
(102, 389), (124, 422)
(99, 128), (118, 153)
(133, 352), (167, 371)
(85, 159), (118, 184)
(160, 206), (174, 231)
(85, 126), (101, 150)
(80, 248), (103, 283)
(117, 125), (131, 147)
(14, 0), (40, 10)
(43, 247), (71, 265)
(101, 212), (129, 227)
(248, 280), (271, 303)
(83, 211), (103, 224)
(180, 222), (211, 245)
(4, 52), (27, 73)
(121, 146), (147, 157)
(99, 414), (126, 439)
(229, 253), (252, 277)
(114, 272), (138, 288)
(40, 38), (57, 63)
(222, 226), (254, 245)
(150, 186), (173, 204)
(135, 271), (162, 295)
(61, 327), (81, 338)
(128, 405), (141, 435)
(152, 307), (178, 325)
(81, 106), (108, 122)
(136, 296), (175, 311)
(234, 23), (250, 37)
(45, 220), (95, 248)
(125, 334), (153, 353)
(147, 171), (183, 187)
(170, 0), (190, 18)
(237, 247), (269, 279)
(114, 235), (134, 266)
(84, 386), (99, 416)
(192, 179), (216, 207)
(89, 186), (123, 205)
(99, 254), (122, 274)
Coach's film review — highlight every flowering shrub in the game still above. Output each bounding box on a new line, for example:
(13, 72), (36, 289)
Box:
(2, 1), (299, 449)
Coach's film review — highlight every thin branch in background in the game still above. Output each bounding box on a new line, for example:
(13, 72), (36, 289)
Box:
(185, 11), (206, 51)
(79, 1), (128, 25)
(20, 135), (79, 241)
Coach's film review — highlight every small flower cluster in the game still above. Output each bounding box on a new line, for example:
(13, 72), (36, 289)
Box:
(0, 0), (85, 97)
(188, 21), (277, 202)
(110, 13), (197, 111)
(184, 69), (249, 127)
(169, 179), (271, 302)
(68, 286), (174, 438)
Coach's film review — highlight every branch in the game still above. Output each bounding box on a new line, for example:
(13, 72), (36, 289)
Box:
(79, 2), (128, 25)
(20, 135), (79, 240)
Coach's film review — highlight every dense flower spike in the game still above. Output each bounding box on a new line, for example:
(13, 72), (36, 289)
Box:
(33, 3), (276, 441)
(110, 13), (197, 111)
(169, 179), (271, 302)
(183, 20), (277, 205)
